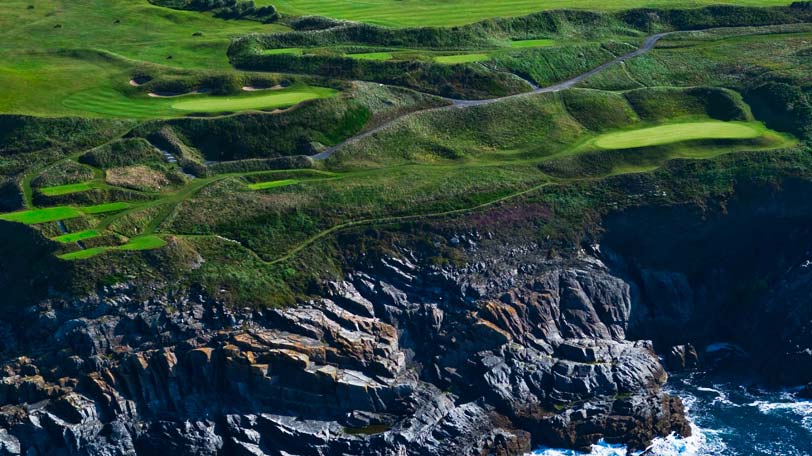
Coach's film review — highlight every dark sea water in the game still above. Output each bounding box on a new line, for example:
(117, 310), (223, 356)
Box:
(531, 372), (812, 456)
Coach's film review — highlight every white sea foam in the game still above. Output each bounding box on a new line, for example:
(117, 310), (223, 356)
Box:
(695, 385), (737, 407)
(748, 398), (812, 432)
(530, 423), (724, 456)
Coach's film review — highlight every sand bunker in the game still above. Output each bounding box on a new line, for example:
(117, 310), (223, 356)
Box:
(129, 76), (152, 87)
(148, 90), (206, 98)
(242, 84), (284, 92)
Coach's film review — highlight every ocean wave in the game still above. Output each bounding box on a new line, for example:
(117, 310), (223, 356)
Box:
(748, 398), (812, 431)
(530, 423), (724, 456)
(695, 386), (737, 407)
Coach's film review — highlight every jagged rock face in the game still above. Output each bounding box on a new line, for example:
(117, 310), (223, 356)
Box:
(601, 179), (812, 385)
(0, 252), (688, 455)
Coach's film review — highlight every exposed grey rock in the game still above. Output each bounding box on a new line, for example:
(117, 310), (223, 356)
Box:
(665, 344), (699, 371)
(0, 249), (688, 455)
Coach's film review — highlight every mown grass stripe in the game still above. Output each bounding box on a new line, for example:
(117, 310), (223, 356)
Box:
(593, 121), (762, 150)
(53, 229), (101, 243)
(58, 235), (167, 260)
(81, 202), (131, 214)
(0, 206), (82, 224)
(248, 179), (299, 190)
(38, 181), (97, 196)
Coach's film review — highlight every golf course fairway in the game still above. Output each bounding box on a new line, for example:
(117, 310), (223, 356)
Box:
(593, 122), (763, 150)
(171, 88), (336, 113)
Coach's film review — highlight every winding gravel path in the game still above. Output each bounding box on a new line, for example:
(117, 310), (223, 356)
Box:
(311, 32), (670, 160)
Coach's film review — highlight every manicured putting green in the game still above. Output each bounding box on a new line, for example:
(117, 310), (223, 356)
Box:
(171, 88), (337, 113)
(593, 122), (763, 150)
(510, 39), (556, 48)
(0, 207), (82, 224)
(248, 179), (299, 190)
(54, 229), (101, 243)
(434, 53), (491, 64)
(38, 182), (97, 196)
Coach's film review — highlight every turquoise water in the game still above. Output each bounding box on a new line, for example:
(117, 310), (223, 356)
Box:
(532, 373), (812, 455)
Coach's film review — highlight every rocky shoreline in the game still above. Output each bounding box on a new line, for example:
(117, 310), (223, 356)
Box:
(5, 178), (812, 455)
(0, 244), (692, 455)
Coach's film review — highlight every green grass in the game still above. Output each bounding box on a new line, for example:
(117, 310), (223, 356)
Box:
(38, 182), (98, 197)
(0, 200), (134, 225)
(262, 0), (794, 27)
(171, 87), (337, 113)
(510, 39), (556, 48)
(261, 48), (303, 56)
(81, 202), (132, 214)
(592, 121), (762, 150)
(434, 53), (491, 64)
(248, 179), (300, 190)
(0, 1), (286, 69)
(0, 0), (289, 117)
(0, 207), (83, 224)
(59, 84), (337, 119)
(59, 235), (167, 260)
(118, 235), (167, 251)
(53, 229), (101, 243)
(59, 247), (109, 261)
(347, 52), (394, 61)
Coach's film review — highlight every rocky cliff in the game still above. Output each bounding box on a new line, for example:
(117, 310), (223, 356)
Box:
(4, 179), (812, 456)
(0, 243), (690, 455)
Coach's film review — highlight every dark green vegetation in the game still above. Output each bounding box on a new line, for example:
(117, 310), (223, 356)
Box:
(0, 3), (810, 308)
(150, 0), (279, 22)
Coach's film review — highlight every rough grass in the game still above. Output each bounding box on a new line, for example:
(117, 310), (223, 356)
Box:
(510, 39), (556, 48)
(106, 166), (172, 192)
(593, 121), (763, 149)
(118, 235), (167, 251)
